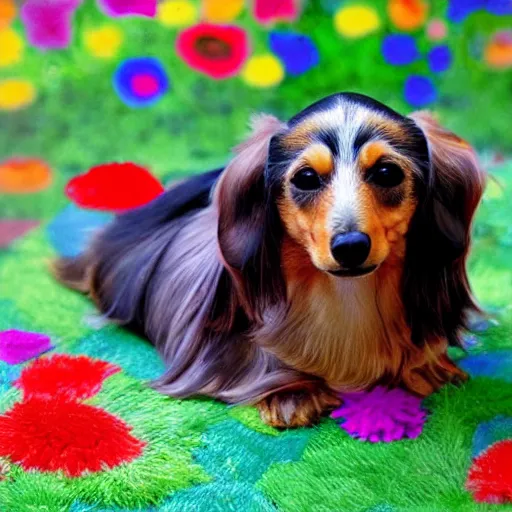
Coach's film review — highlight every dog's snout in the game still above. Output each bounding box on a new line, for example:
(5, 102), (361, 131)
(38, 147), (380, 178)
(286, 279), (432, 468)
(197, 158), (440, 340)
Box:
(330, 232), (371, 268)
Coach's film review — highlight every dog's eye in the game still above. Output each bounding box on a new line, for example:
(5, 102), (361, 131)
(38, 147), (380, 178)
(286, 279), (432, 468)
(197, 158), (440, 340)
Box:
(291, 168), (322, 191)
(368, 163), (404, 188)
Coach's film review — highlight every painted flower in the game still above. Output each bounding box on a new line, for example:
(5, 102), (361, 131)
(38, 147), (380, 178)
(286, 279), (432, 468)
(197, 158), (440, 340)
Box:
(426, 19), (447, 41)
(0, 220), (40, 249)
(0, 79), (35, 111)
(21, 0), (81, 50)
(0, 0), (16, 30)
(0, 329), (53, 365)
(334, 5), (381, 39)
(203, 0), (244, 22)
(176, 23), (249, 79)
(485, 31), (512, 70)
(466, 440), (512, 503)
(97, 0), (157, 18)
(486, 0), (512, 16)
(253, 0), (299, 24)
(404, 75), (437, 107)
(16, 354), (119, 400)
(241, 54), (284, 88)
(65, 162), (164, 212)
(47, 204), (113, 258)
(388, 0), (428, 31)
(0, 157), (51, 192)
(84, 24), (123, 59)
(447, 0), (484, 23)
(269, 31), (319, 76)
(0, 396), (145, 477)
(113, 57), (169, 107)
(428, 45), (453, 73)
(382, 34), (419, 66)
(157, 0), (198, 27)
(0, 27), (23, 67)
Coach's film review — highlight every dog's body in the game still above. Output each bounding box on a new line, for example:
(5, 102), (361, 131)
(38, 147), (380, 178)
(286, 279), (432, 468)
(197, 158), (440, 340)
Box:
(55, 93), (485, 427)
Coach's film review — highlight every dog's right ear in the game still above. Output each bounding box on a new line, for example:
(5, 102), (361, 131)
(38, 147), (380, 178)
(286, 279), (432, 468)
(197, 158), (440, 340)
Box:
(215, 114), (287, 322)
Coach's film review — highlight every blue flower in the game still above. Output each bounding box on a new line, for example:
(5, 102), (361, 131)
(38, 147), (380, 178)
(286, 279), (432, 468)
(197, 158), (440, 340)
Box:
(269, 31), (319, 76)
(404, 75), (437, 107)
(113, 57), (169, 108)
(447, 0), (485, 22)
(486, 0), (512, 16)
(428, 45), (452, 73)
(381, 34), (419, 66)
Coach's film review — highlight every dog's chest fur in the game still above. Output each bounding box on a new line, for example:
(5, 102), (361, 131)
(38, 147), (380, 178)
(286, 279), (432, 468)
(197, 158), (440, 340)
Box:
(256, 258), (409, 390)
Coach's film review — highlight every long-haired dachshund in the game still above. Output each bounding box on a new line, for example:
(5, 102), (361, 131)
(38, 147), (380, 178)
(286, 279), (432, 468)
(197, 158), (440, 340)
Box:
(54, 93), (485, 427)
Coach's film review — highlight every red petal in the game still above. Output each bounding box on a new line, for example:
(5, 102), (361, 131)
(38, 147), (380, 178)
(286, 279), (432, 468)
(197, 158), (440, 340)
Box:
(16, 354), (120, 401)
(65, 162), (163, 212)
(0, 397), (145, 477)
(176, 23), (249, 79)
(466, 440), (512, 504)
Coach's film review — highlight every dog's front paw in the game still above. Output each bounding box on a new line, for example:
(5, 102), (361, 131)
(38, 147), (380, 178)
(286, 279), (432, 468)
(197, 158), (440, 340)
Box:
(403, 353), (469, 397)
(257, 386), (341, 428)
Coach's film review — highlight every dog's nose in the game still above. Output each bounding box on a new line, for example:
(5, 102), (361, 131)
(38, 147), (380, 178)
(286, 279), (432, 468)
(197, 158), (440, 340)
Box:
(330, 232), (371, 268)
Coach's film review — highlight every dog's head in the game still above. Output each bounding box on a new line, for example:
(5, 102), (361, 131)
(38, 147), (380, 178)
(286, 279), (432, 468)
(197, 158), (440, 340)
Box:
(215, 93), (485, 345)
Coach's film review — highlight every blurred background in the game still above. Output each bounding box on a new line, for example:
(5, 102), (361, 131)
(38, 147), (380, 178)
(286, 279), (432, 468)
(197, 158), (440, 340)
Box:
(0, 0), (510, 247)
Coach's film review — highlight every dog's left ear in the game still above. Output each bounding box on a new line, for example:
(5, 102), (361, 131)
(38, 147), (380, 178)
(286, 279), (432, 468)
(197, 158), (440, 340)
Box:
(215, 114), (287, 323)
(404, 111), (486, 346)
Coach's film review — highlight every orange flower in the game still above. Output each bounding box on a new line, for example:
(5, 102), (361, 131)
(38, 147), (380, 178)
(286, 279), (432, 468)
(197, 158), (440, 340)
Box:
(485, 31), (512, 70)
(0, 0), (16, 30)
(388, 0), (428, 32)
(0, 157), (52, 193)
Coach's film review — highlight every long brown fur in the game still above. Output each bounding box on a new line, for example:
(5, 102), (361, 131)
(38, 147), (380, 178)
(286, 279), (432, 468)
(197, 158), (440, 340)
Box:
(53, 93), (485, 427)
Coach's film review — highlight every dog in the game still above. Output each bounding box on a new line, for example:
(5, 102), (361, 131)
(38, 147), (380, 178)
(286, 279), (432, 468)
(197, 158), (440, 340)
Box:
(54, 93), (485, 428)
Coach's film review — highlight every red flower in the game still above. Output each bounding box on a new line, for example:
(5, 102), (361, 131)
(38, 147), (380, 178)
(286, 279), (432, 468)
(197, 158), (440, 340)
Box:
(466, 440), (512, 504)
(16, 354), (120, 401)
(0, 397), (145, 477)
(65, 162), (164, 212)
(176, 23), (249, 79)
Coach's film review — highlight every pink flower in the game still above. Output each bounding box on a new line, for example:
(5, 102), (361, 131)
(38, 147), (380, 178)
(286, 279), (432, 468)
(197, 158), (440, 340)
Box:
(97, 0), (157, 18)
(253, 0), (299, 24)
(21, 0), (82, 50)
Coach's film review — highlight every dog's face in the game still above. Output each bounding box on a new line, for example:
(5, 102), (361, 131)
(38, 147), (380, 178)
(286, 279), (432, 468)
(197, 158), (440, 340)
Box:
(267, 94), (429, 277)
(217, 92), (484, 346)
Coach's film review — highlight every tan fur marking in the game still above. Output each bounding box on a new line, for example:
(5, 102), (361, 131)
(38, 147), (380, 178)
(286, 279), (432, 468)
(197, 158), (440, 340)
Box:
(299, 143), (334, 176)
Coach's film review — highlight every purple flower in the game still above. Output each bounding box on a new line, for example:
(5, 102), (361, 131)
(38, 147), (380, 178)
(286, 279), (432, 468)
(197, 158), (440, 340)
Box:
(113, 57), (169, 108)
(97, 0), (157, 18)
(331, 386), (427, 443)
(381, 34), (419, 66)
(0, 329), (54, 365)
(404, 75), (437, 107)
(21, 0), (82, 50)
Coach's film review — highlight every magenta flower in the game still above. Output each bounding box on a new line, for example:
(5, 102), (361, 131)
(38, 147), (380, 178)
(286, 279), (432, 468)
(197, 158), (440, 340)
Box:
(331, 386), (427, 443)
(0, 329), (54, 365)
(21, 0), (82, 50)
(97, 0), (157, 18)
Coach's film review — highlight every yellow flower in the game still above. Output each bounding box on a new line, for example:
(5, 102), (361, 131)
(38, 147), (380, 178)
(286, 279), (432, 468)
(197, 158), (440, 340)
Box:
(84, 25), (124, 59)
(203, 0), (244, 22)
(334, 5), (381, 39)
(158, 0), (197, 27)
(0, 79), (36, 111)
(0, 27), (23, 67)
(242, 55), (284, 88)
